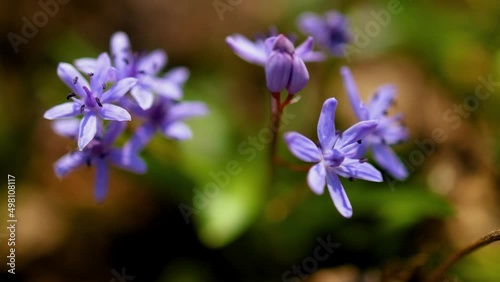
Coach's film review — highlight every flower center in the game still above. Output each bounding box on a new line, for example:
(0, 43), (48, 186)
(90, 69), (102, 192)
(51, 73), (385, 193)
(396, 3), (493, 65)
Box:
(323, 148), (345, 167)
(81, 86), (102, 113)
(87, 139), (109, 160)
(149, 101), (169, 126)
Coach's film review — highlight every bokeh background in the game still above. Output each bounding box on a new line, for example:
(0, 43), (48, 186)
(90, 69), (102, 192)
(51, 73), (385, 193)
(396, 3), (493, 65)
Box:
(1, 0), (500, 281)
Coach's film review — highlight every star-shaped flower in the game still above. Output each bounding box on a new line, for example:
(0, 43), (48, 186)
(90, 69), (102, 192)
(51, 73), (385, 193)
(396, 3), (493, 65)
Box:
(284, 98), (382, 218)
(75, 31), (183, 110)
(124, 97), (209, 153)
(341, 66), (409, 180)
(52, 119), (146, 202)
(44, 53), (137, 150)
(297, 11), (351, 57)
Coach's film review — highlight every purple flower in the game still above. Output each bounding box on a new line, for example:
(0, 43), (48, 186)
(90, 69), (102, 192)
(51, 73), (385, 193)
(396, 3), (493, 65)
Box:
(119, 67), (207, 152)
(284, 98), (382, 218)
(226, 33), (325, 94)
(124, 95), (209, 153)
(44, 53), (137, 151)
(341, 66), (409, 180)
(297, 11), (351, 57)
(52, 119), (146, 202)
(75, 31), (183, 110)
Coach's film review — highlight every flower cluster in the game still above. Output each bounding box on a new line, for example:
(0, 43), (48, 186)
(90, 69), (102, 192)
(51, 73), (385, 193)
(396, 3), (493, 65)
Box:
(44, 32), (208, 201)
(44, 10), (408, 218)
(227, 11), (408, 218)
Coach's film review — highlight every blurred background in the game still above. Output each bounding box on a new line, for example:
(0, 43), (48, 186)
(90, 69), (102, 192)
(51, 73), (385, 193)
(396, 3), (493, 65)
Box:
(1, 0), (500, 281)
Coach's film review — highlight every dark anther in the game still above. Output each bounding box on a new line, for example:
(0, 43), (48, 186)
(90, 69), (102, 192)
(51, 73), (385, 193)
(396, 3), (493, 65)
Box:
(138, 70), (146, 75)
(88, 72), (94, 77)
(86, 158), (91, 167)
(357, 139), (362, 144)
(123, 58), (129, 65)
(66, 93), (76, 100)
(99, 153), (106, 159)
(383, 110), (388, 115)
(381, 138), (387, 144)
(73, 77), (79, 84)
(349, 177), (354, 182)
(95, 97), (103, 107)
(359, 158), (368, 163)
(102, 83), (107, 90)
(336, 130), (343, 137)
(80, 105), (85, 114)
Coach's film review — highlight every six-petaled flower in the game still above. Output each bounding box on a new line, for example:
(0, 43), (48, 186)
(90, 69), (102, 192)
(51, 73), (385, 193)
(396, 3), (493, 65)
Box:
(341, 67), (409, 180)
(284, 98), (383, 218)
(44, 53), (137, 150)
(122, 67), (208, 153)
(52, 119), (146, 202)
(75, 31), (183, 110)
(297, 11), (351, 57)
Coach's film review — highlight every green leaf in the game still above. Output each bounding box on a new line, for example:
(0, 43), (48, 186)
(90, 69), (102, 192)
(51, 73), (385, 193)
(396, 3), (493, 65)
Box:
(196, 155), (268, 248)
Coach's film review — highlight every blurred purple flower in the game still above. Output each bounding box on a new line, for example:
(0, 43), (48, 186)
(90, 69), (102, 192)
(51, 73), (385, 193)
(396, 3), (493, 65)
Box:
(341, 66), (409, 180)
(297, 11), (351, 57)
(44, 53), (137, 150)
(284, 98), (382, 218)
(124, 95), (209, 153)
(52, 119), (146, 202)
(226, 33), (325, 94)
(75, 31), (184, 110)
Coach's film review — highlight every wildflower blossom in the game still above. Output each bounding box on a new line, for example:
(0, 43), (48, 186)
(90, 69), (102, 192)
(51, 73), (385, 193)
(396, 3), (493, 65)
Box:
(75, 31), (183, 110)
(52, 119), (146, 201)
(297, 11), (351, 57)
(341, 66), (409, 180)
(119, 66), (208, 152)
(44, 53), (137, 150)
(284, 98), (382, 218)
(226, 33), (324, 94)
(124, 97), (209, 152)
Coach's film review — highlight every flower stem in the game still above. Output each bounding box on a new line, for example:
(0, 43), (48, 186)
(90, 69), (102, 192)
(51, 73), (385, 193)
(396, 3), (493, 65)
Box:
(269, 92), (293, 164)
(426, 228), (500, 282)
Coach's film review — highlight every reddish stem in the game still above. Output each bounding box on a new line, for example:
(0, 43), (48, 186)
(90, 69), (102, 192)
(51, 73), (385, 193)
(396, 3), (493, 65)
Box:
(426, 228), (500, 282)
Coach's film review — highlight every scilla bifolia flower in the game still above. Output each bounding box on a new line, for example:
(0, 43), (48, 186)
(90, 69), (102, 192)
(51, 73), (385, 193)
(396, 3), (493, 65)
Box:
(284, 98), (383, 218)
(44, 53), (137, 150)
(52, 119), (146, 202)
(297, 11), (351, 57)
(76, 31), (183, 110)
(341, 67), (409, 180)
(226, 33), (324, 94)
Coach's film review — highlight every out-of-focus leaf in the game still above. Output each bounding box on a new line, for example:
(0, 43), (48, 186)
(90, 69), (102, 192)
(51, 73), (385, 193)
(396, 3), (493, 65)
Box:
(350, 182), (454, 232)
(196, 154), (268, 248)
